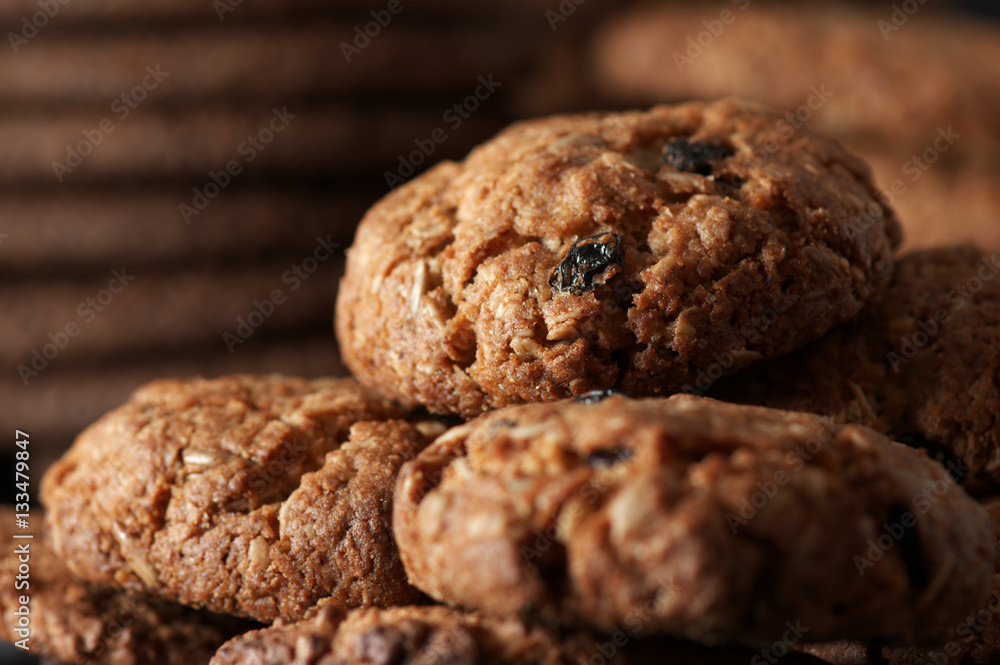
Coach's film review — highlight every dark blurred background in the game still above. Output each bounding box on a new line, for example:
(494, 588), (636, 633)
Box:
(0, 3), (998, 659)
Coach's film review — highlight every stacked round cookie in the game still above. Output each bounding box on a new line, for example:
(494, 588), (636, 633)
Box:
(28, 100), (1000, 665)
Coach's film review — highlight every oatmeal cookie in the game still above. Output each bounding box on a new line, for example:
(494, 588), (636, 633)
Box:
(209, 600), (826, 665)
(0, 506), (255, 665)
(393, 393), (995, 645)
(711, 246), (1000, 495)
(40, 375), (438, 623)
(803, 498), (1000, 665)
(336, 99), (901, 417)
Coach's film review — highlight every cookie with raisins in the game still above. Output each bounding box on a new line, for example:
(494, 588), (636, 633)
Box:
(393, 393), (996, 646)
(336, 99), (902, 417)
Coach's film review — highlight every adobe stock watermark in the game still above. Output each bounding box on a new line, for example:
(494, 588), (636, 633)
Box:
(213, 0), (243, 21)
(887, 252), (1000, 372)
(934, 588), (1000, 662)
(681, 288), (799, 396)
(745, 84), (834, 170)
(725, 418), (839, 534)
(384, 75), (501, 189)
(878, 0), (930, 40)
(179, 106), (295, 223)
(876, 126), (960, 211)
(671, 0), (751, 73)
(222, 235), (340, 353)
(852, 468), (965, 577)
(545, 0), (587, 31)
(76, 598), (139, 664)
(51, 65), (170, 182)
(751, 620), (810, 664)
(17, 268), (136, 385)
(340, 0), (411, 63)
(8, 0), (71, 53)
(585, 578), (680, 664)
(520, 447), (632, 566)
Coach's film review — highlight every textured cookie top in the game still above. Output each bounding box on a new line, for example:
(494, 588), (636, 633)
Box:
(712, 245), (1000, 495)
(209, 601), (827, 665)
(40, 374), (436, 622)
(394, 393), (994, 645)
(0, 507), (254, 665)
(336, 99), (901, 417)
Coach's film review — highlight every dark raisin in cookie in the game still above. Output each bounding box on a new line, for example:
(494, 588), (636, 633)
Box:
(336, 99), (901, 417)
(393, 394), (994, 646)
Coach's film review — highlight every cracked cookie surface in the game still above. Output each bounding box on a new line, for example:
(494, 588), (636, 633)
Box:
(0, 507), (256, 665)
(711, 245), (1000, 496)
(393, 393), (995, 646)
(209, 600), (827, 665)
(40, 374), (434, 623)
(336, 98), (902, 417)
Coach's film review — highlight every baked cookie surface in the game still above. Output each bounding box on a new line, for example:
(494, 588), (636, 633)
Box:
(0, 507), (255, 665)
(209, 601), (827, 665)
(711, 245), (1000, 495)
(393, 393), (995, 645)
(336, 99), (901, 417)
(40, 374), (434, 623)
(803, 498), (1000, 665)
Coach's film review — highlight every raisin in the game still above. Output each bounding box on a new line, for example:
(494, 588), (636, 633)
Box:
(585, 447), (634, 469)
(574, 389), (623, 405)
(663, 137), (734, 176)
(549, 232), (624, 295)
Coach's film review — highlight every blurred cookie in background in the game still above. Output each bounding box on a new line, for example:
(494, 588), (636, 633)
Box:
(592, 2), (1000, 154)
(864, 153), (1000, 250)
(0, 0), (610, 493)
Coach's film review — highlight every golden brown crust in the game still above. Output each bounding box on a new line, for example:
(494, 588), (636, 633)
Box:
(40, 375), (432, 622)
(0, 507), (255, 665)
(712, 245), (1000, 496)
(336, 99), (901, 418)
(393, 394), (995, 646)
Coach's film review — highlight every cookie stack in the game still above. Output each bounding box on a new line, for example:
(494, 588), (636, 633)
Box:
(3, 0), (610, 483)
(16, 99), (1000, 665)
